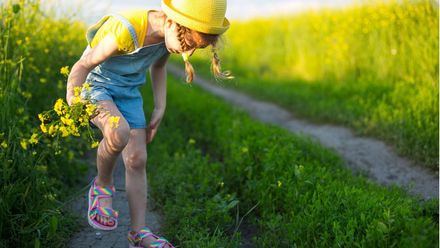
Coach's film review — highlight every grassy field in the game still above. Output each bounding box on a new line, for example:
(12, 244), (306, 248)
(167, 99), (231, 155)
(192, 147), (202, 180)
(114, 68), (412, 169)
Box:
(144, 74), (438, 247)
(180, 0), (439, 170)
(0, 2), (92, 247)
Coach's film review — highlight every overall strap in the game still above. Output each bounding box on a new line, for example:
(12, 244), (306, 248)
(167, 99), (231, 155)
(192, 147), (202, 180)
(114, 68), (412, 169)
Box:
(110, 13), (140, 50)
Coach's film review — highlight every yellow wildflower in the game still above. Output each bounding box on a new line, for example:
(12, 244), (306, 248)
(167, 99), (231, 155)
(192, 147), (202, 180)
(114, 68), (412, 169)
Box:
(54, 98), (64, 115)
(61, 116), (73, 126)
(71, 96), (81, 105)
(83, 82), (91, 91)
(69, 124), (80, 136)
(60, 66), (70, 77)
(91, 141), (99, 148)
(48, 124), (58, 136)
(79, 117), (89, 127)
(29, 133), (39, 144)
(20, 139), (28, 150)
(188, 138), (196, 145)
(86, 104), (97, 116)
(108, 116), (120, 129)
(40, 123), (48, 133)
(73, 86), (82, 97)
(277, 180), (282, 187)
(1, 141), (8, 148)
(38, 113), (45, 122)
(59, 126), (69, 137)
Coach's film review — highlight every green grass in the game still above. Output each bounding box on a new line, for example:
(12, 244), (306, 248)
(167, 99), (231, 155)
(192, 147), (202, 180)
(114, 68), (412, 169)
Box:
(0, 1), (91, 247)
(176, 0), (439, 170)
(143, 73), (439, 247)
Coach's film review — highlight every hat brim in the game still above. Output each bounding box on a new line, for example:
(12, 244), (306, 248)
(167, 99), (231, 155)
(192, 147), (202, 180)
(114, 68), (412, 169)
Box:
(161, 0), (230, 35)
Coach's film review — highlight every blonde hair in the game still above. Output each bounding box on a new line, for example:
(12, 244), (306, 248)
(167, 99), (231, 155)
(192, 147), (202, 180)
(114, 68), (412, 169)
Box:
(175, 22), (234, 83)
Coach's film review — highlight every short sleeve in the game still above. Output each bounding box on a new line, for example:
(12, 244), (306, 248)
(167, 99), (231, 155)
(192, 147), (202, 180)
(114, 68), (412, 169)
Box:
(89, 16), (136, 53)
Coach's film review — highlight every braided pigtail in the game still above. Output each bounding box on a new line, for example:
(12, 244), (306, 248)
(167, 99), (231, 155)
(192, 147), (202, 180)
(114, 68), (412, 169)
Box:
(176, 23), (195, 83)
(210, 43), (234, 82)
(182, 52), (194, 83)
(174, 21), (234, 83)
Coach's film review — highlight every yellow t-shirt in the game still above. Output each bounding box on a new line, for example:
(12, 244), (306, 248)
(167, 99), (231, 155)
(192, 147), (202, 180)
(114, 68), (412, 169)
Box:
(87, 9), (150, 54)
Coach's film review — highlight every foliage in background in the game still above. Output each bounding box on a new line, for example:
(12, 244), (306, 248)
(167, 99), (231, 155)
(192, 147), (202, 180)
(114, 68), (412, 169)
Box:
(145, 74), (438, 247)
(181, 0), (439, 169)
(0, 1), (90, 247)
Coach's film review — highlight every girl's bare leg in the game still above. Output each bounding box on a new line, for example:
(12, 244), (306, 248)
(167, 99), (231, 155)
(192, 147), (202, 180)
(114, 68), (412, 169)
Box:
(90, 100), (131, 226)
(122, 128), (148, 231)
(122, 129), (172, 247)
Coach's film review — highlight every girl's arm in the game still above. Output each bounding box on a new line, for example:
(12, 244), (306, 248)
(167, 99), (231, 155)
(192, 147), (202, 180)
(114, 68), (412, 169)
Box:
(146, 52), (170, 143)
(66, 35), (120, 105)
(149, 53), (170, 111)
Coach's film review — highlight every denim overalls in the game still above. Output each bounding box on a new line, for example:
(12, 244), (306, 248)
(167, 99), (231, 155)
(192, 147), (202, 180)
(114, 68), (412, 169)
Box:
(80, 13), (169, 129)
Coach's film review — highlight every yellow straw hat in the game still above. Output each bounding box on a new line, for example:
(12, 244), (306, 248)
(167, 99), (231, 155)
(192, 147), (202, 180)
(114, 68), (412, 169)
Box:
(161, 0), (230, 35)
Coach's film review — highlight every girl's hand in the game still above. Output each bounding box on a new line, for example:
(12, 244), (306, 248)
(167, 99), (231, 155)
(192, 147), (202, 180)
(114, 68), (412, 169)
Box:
(66, 91), (86, 106)
(66, 91), (74, 106)
(146, 108), (165, 144)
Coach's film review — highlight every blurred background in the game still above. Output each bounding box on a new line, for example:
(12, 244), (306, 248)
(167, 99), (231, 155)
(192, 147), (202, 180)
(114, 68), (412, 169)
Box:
(43, 0), (358, 23)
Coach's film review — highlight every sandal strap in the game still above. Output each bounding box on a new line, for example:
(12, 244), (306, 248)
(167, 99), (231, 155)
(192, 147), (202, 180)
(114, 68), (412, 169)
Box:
(91, 185), (115, 197)
(127, 232), (139, 245)
(150, 238), (174, 248)
(128, 227), (174, 248)
(137, 226), (156, 238)
(89, 206), (119, 219)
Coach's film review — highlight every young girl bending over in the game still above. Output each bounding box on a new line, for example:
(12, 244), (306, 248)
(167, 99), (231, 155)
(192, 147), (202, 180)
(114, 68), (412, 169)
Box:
(66, 0), (233, 247)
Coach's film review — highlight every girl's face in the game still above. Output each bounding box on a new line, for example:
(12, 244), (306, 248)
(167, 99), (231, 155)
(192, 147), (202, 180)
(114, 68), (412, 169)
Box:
(163, 18), (197, 56)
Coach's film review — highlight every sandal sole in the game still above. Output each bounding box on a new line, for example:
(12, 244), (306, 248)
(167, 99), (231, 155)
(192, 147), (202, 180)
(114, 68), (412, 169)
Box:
(128, 244), (142, 248)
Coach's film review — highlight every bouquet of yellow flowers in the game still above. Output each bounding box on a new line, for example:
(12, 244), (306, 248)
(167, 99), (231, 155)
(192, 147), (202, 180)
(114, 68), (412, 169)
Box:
(41, 84), (95, 133)
(23, 66), (120, 153)
(35, 81), (101, 149)
(20, 66), (121, 154)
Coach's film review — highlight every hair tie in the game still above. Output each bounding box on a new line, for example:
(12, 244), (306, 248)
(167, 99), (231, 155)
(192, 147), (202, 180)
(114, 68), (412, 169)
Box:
(182, 52), (189, 62)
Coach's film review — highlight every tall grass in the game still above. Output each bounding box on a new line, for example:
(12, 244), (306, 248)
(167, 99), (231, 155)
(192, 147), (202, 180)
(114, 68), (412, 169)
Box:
(0, 1), (89, 247)
(145, 74), (438, 247)
(185, 0), (439, 169)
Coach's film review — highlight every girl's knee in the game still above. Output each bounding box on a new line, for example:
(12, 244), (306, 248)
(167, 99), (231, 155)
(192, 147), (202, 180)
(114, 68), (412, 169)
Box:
(105, 125), (130, 152)
(125, 149), (147, 171)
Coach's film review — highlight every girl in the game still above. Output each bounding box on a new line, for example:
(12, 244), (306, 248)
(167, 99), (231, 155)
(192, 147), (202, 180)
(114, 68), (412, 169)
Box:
(65, 0), (233, 247)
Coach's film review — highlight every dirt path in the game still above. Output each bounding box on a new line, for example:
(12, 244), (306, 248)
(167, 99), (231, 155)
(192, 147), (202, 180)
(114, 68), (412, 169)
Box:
(167, 64), (438, 200)
(67, 149), (163, 247)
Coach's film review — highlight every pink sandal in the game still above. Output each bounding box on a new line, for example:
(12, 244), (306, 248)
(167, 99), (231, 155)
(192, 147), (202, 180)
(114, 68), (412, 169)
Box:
(127, 226), (175, 248)
(87, 176), (119, 230)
